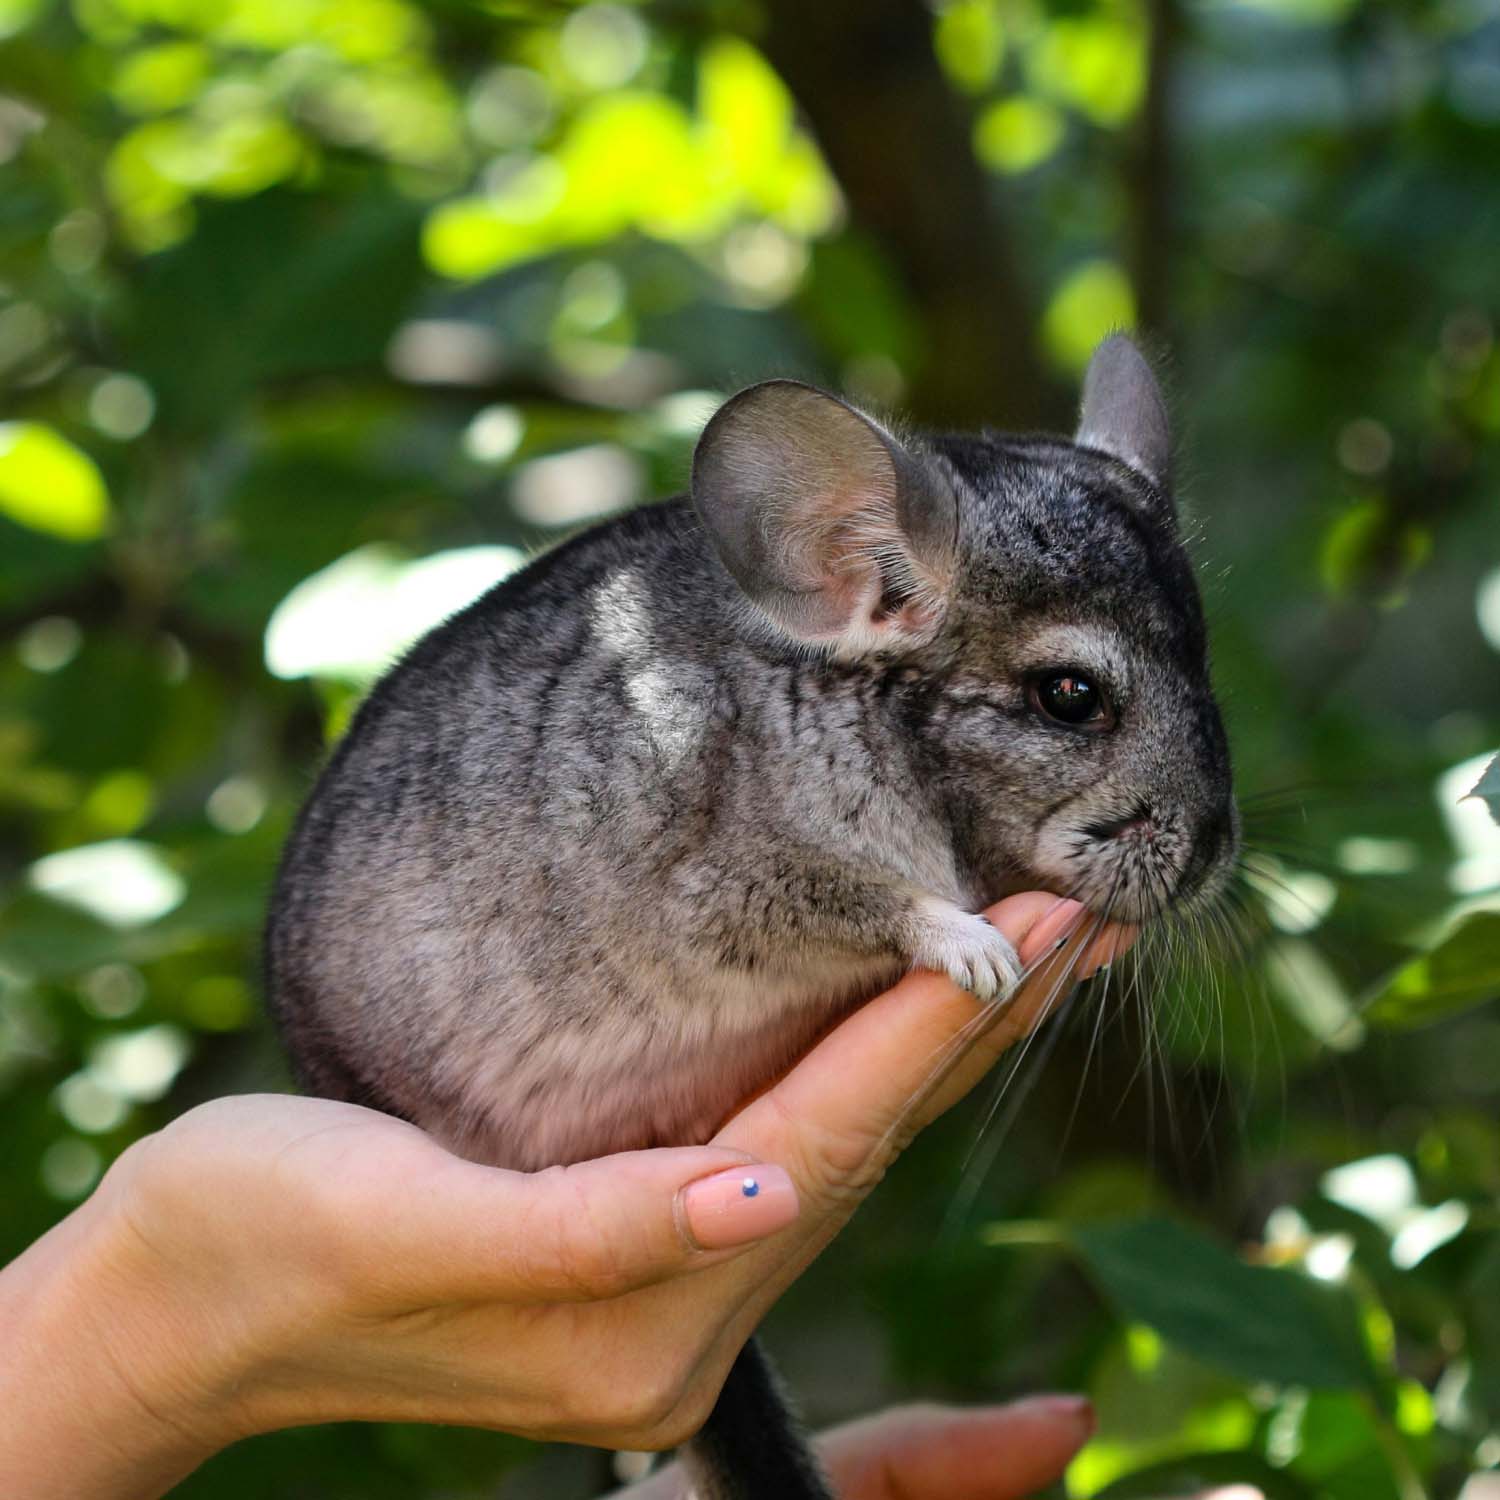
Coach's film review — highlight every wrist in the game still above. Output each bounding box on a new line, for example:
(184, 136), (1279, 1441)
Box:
(0, 1143), (253, 1498)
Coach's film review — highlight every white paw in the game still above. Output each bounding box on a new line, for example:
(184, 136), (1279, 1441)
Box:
(909, 901), (1022, 1002)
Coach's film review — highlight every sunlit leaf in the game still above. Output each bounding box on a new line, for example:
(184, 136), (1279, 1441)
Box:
(1028, 13), (1145, 127)
(1276, 1389), (1406, 1500)
(1091, 1451), (1315, 1499)
(1067, 1334), (1256, 1497)
(110, 40), (211, 114)
(562, 90), (724, 242)
(1072, 1219), (1378, 1389)
(1319, 499), (1431, 604)
(1265, 936), (1364, 1050)
(0, 423), (110, 541)
(423, 193), (556, 279)
(28, 839), (186, 929)
(1467, 754), (1500, 826)
(0, 0), (46, 40)
(1437, 752), (1500, 894)
(1364, 912), (1500, 1030)
(934, 0), (1005, 93)
(264, 544), (524, 684)
(698, 36), (792, 187)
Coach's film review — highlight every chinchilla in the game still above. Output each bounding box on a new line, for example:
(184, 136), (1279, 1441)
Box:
(265, 334), (1238, 1499)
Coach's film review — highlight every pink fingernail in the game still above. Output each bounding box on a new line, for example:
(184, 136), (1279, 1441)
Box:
(679, 1165), (798, 1250)
(1043, 1393), (1095, 1439)
(1005, 1393), (1096, 1442)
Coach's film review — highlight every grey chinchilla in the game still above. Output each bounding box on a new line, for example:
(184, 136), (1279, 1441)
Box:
(265, 334), (1238, 1499)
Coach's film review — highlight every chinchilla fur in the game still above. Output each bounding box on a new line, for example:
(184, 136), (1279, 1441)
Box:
(265, 334), (1238, 1498)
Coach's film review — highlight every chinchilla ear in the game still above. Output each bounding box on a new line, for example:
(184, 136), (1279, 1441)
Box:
(1074, 334), (1172, 490)
(692, 380), (957, 655)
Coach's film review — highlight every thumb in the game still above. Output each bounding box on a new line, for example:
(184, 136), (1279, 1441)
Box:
(410, 1148), (801, 1304)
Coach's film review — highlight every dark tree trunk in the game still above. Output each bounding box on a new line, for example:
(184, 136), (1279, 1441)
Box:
(1129, 0), (1180, 340)
(755, 0), (1064, 430)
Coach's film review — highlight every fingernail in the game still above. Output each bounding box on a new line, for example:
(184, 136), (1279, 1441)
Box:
(1025, 1393), (1095, 1440)
(678, 1165), (798, 1251)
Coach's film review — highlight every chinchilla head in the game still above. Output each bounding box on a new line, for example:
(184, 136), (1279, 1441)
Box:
(692, 334), (1237, 925)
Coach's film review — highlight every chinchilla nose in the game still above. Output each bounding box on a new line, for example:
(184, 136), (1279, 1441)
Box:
(1083, 802), (1155, 842)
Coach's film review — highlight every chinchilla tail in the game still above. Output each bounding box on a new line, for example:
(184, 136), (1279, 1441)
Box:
(681, 1336), (835, 1499)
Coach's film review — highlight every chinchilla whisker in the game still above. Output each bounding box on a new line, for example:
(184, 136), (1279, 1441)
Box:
(868, 901), (1106, 1189)
(864, 894), (1098, 1188)
(939, 964), (1087, 1242)
(1021, 873), (1139, 1180)
(937, 900), (1121, 1230)
(1236, 834), (1350, 870)
(1060, 945), (1123, 1155)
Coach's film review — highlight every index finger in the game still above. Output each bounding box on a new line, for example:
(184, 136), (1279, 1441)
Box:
(710, 892), (1105, 1196)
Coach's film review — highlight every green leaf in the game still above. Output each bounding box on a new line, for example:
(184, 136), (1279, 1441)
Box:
(1468, 754), (1500, 826)
(0, 422), (109, 540)
(1093, 1450), (1315, 1499)
(1072, 1219), (1377, 1390)
(1364, 911), (1500, 1030)
(123, 189), (424, 431)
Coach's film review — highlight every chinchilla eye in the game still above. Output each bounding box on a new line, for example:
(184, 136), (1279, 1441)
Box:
(1031, 671), (1109, 727)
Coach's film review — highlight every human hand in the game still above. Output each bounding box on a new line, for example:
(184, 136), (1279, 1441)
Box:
(619, 1396), (1098, 1499)
(0, 893), (1130, 1500)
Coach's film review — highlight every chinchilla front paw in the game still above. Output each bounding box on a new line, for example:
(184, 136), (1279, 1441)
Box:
(908, 899), (1023, 1002)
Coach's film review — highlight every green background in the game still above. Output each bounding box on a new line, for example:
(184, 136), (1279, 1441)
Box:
(3, 0), (1500, 1494)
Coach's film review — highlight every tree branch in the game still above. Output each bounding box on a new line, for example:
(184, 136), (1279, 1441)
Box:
(1128, 0), (1180, 338)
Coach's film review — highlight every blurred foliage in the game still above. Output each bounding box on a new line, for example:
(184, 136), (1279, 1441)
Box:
(3, 0), (1500, 1496)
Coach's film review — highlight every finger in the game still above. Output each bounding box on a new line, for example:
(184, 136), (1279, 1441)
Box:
(818, 1397), (1096, 1500)
(394, 1148), (800, 1304)
(1079, 921), (1138, 979)
(907, 901), (1139, 1130)
(635, 899), (1130, 1390)
(616, 1396), (1096, 1500)
(711, 892), (1077, 1195)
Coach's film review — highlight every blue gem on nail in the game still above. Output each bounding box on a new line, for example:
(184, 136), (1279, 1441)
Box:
(741, 1177), (760, 1198)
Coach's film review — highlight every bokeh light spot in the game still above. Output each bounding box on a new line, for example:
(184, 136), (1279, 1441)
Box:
(1042, 260), (1136, 374)
(206, 775), (267, 834)
(935, 0), (1005, 93)
(463, 404), (524, 464)
(975, 97), (1066, 174)
(29, 839), (186, 928)
(265, 544), (525, 683)
(511, 443), (642, 528)
(16, 616), (83, 673)
(0, 421), (110, 541)
(40, 1138), (102, 1200)
(88, 373), (156, 440)
(56, 1072), (130, 1133)
(91, 1024), (191, 1103)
